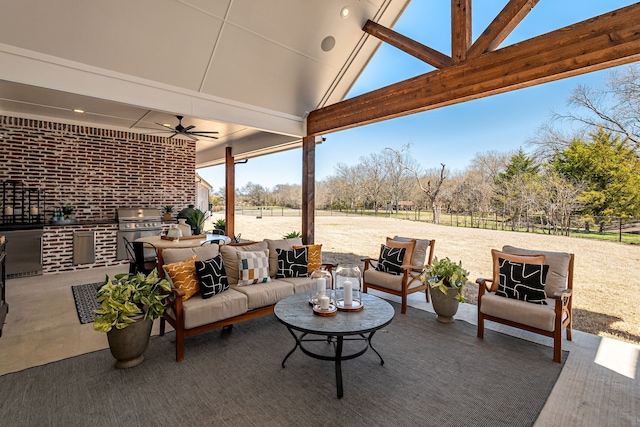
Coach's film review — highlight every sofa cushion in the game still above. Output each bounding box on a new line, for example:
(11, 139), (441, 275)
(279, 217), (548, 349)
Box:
(237, 250), (271, 286)
(293, 244), (322, 273)
(490, 249), (546, 292)
(195, 255), (229, 299)
(276, 276), (315, 294)
(230, 279), (294, 310)
(376, 244), (406, 275)
(168, 289), (248, 330)
(162, 245), (220, 265)
(496, 258), (549, 305)
(276, 247), (308, 278)
(265, 238), (303, 278)
(164, 256), (199, 301)
(502, 246), (572, 297)
(220, 242), (269, 285)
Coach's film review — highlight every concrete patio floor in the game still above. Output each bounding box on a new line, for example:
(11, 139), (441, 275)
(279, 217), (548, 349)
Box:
(0, 266), (637, 426)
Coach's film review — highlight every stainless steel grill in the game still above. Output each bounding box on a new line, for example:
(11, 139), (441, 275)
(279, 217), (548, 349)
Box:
(117, 207), (162, 230)
(116, 207), (163, 260)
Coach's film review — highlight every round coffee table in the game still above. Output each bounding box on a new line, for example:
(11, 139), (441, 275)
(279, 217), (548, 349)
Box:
(274, 293), (395, 398)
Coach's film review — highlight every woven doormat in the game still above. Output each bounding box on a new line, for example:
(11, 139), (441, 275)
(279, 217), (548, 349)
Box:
(71, 282), (103, 324)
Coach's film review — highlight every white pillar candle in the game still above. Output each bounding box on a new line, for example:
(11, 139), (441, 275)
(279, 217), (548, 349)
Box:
(4, 206), (13, 215)
(316, 277), (326, 293)
(343, 280), (353, 306)
(30, 206), (38, 215)
(320, 295), (330, 310)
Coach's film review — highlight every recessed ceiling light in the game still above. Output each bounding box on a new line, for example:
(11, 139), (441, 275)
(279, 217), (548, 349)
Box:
(341, 6), (350, 19)
(73, 109), (85, 114)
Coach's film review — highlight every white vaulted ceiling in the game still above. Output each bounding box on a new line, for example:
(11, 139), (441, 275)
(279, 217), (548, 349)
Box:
(0, 0), (410, 167)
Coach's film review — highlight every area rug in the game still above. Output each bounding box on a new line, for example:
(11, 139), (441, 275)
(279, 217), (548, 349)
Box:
(71, 282), (103, 324)
(0, 304), (566, 426)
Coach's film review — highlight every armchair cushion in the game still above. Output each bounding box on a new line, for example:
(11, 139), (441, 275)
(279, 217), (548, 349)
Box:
(195, 255), (229, 299)
(275, 247), (308, 278)
(496, 258), (550, 304)
(386, 237), (415, 267)
(364, 268), (425, 292)
(480, 293), (561, 332)
(491, 250), (546, 292)
(237, 250), (271, 286)
(376, 244), (406, 275)
(392, 236), (431, 269)
(502, 246), (573, 296)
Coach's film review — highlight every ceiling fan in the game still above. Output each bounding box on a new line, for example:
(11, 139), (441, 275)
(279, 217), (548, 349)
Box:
(142, 115), (219, 141)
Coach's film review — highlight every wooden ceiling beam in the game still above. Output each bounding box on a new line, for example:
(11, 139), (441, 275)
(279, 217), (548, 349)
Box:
(363, 19), (453, 69)
(467, 0), (540, 58)
(307, 3), (640, 137)
(451, 0), (472, 63)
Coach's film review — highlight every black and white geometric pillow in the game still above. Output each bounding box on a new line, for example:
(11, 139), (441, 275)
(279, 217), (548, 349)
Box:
(276, 247), (308, 278)
(376, 244), (406, 275)
(496, 258), (549, 304)
(195, 255), (229, 299)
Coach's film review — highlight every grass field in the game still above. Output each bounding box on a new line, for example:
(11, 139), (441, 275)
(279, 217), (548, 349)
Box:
(210, 212), (640, 346)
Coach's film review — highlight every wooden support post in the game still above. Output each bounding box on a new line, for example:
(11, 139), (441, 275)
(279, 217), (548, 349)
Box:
(451, 0), (472, 64)
(225, 147), (235, 240)
(301, 135), (316, 245)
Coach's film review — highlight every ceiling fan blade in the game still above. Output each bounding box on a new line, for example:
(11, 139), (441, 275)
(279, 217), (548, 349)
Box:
(193, 134), (219, 140)
(184, 125), (196, 131)
(190, 131), (219, 135)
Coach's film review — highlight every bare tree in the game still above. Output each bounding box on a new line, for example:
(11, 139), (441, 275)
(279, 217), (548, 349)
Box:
(358, 152), (388, 214)
(386, 146), (447, 223)
(383, 147), (414, 214)
(531, 64), (640, 158)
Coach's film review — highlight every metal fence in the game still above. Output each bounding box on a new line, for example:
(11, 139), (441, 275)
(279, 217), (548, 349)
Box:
(233, 207), (640, 244)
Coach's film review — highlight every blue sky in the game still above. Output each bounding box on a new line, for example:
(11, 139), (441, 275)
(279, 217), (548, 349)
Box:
(199, 0), (636, 191)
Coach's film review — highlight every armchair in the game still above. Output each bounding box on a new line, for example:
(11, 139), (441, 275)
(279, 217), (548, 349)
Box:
(476, 245), (574, 363)
(363, 236), (435, 314)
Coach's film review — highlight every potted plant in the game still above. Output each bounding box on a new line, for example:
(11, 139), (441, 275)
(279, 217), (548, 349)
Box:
(283, 231), (302, 239)
(214, 218), (226, 233)
(62, 205), (74, 220)
(93, 269), (171, 368)
(187, 208), (210, 235)
(423, 257), (469, 323)
(162, 205), (173, 221)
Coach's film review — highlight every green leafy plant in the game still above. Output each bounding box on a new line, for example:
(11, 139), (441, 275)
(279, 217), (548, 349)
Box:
(62, 205), (74, 215)
(423, 257), (469, 303)
(214, 218), (226, 227)
(187, 208), (210, 233)
(163, 205), (174, 213)
(93, 270), (171, 333)
(283, 230), (302, 239)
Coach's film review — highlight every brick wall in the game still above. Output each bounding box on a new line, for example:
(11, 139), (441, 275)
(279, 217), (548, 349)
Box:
(1, 115), (197, 274)
(0, 115), (196, 220)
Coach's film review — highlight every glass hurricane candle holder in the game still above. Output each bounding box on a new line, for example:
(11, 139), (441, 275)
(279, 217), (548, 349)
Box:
(335, 264), (363, 311)
(309, 269), (332, 306)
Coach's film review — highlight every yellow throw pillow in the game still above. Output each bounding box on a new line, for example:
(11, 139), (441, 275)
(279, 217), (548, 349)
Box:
(293, 244), (322, 273)
(163, 255), (199, 301)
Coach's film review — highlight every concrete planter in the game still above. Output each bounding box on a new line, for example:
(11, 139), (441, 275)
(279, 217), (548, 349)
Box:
(106, 316), (153, 368)
(430, 287), (460, 323)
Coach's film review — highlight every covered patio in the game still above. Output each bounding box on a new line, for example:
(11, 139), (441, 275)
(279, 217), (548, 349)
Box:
(1, 1), (639, 424)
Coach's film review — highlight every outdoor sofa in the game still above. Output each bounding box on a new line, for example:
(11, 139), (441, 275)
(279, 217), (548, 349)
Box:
(158, 238), (323, 361)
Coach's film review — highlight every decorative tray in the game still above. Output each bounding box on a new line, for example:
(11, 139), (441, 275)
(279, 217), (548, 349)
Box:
(312, 304), (337, 316)
(161, 234), (206, 241)
(335, 299), (364, 312)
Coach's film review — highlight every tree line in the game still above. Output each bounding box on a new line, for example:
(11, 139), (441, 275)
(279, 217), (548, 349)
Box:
(212, 65), (640, 231)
